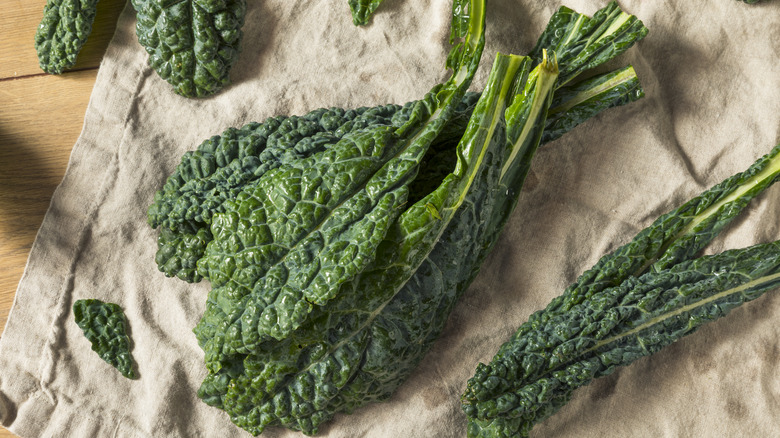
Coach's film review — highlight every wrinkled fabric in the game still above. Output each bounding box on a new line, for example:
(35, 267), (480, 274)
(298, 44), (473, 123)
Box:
(1, 1), (779, 437)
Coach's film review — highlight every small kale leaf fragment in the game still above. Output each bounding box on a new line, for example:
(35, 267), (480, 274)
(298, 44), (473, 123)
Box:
(34, 0), (100, 74)
(349, 0), (385, 25)
(131, 0), (247, 98)
(529, 2), (648, 87)
(462, 144), (780, 437)
(73, 299), (136, 379)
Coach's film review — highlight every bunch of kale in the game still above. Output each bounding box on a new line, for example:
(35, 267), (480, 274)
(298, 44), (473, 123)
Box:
(148, 1), (648, 434)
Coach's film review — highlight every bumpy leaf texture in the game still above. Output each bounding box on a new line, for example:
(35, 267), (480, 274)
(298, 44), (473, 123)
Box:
(34, 0), (100, 74)
(462, 145), (780, 437)
(131, 0), (246, 98)
(148, 1), (646, 435)
(348, 0), (385, 25)
(73, 299), (136, 379)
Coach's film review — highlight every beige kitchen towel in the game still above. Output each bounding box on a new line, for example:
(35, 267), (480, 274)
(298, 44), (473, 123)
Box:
(1, 0), (779, 437)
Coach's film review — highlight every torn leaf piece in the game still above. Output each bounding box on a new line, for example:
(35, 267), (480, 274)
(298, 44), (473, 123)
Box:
(348, 0), (385, 25)
(131, 0), (247, 98)
(34, 0), (100, 74)
(73, 299), (136, 379)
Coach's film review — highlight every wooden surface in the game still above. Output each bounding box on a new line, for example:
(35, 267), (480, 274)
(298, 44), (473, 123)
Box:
(0, 0), (126, 436)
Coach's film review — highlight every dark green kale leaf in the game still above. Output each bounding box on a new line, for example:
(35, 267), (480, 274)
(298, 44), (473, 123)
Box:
(465, 245), (780, 437)
(153, 64), (643, 431)
(348, 0), (385, 25)
(73, 299), (136, 379)
(464, 241), (780, 437)
(462, 145), (780, 437)
(148, 97), (489, 283)
(131, 0), (246, 98)
(34, 0), (100, 74)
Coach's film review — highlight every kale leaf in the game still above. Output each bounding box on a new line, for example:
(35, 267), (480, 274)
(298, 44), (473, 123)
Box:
(462, 144), (780, 437)
(34, 0), (100, 74)
(73, 299), (136, 379)
(131, 0), (247, 98)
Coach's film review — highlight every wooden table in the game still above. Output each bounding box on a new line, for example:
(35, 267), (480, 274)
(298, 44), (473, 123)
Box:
(0, 0), (127, 435)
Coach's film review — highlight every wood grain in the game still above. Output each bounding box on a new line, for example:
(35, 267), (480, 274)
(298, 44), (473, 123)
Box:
(0, 1), (125, 437)
(0, 69), (99, 438)
(0, 69), (98, 332)
(0, 0), (126, 78)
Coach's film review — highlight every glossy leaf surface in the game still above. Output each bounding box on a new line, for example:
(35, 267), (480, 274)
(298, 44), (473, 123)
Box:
(34, 0), (100, 74)
(73, 299), (136, 379)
